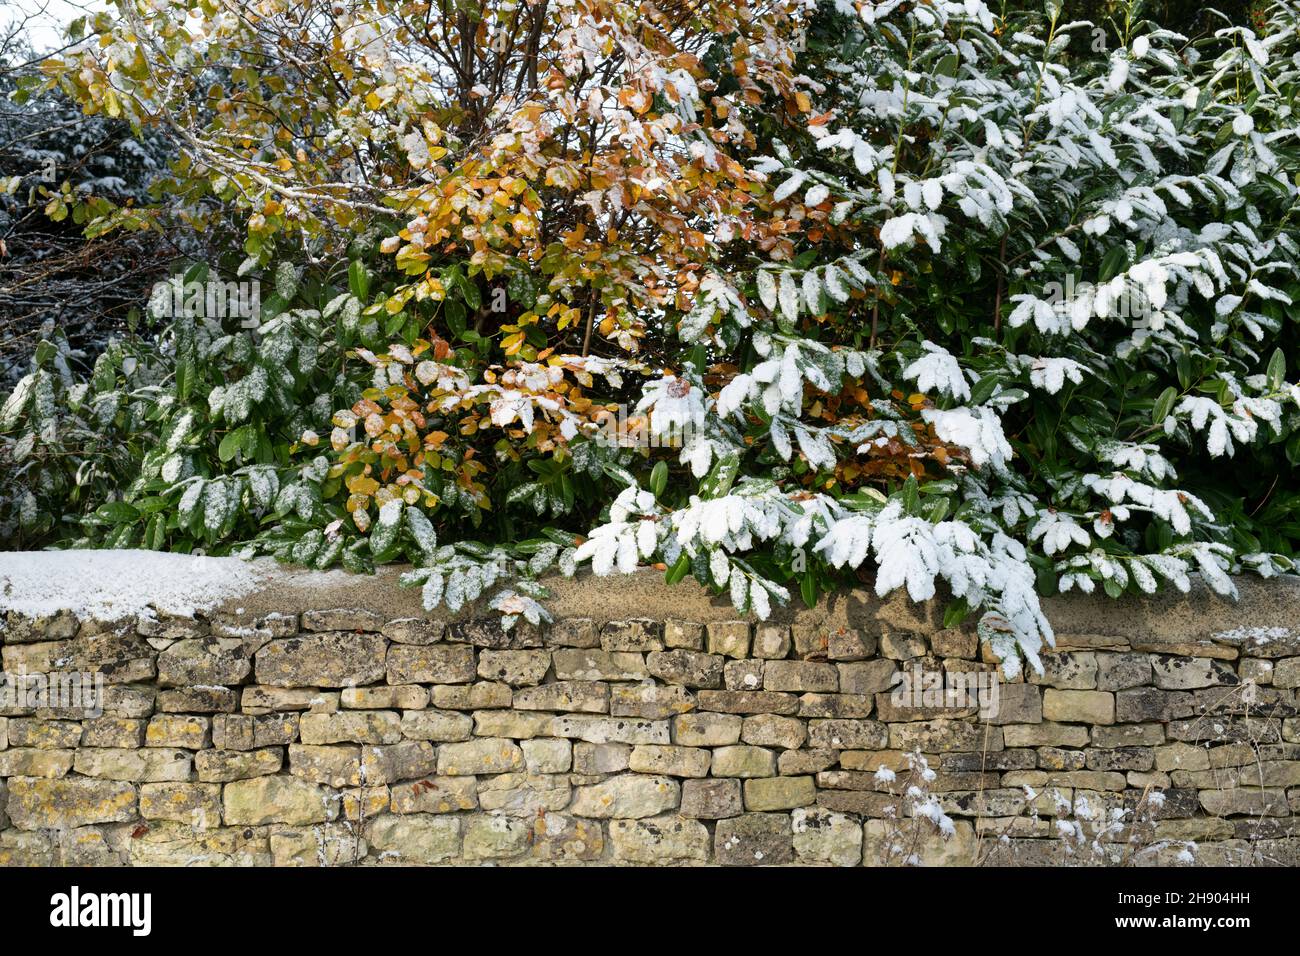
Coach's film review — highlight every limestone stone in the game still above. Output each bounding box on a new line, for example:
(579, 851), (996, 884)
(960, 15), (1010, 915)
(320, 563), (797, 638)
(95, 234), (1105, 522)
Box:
(724, 659), (764, 691)
(1036, 747), (1086, 771)
(930, 629), (977, 659)
(145, 714), (211, 749)
(710, 745), (777, 778)
(399, 709), (472, 742)
(811, 719), (890, 750)
(57, 827), (125, 866)
(447, 617), (543, 650)
(271, 823), (366, 867)
(791, 624), (829, 660)
(341, 685), (429, 710)
(792, 807), (862, 866)
(765, 661), (838, 693)
(0, 830), (56, 865)
(1273, 657), (1300, 687)
(828, 628), (878, 662)
(1242, 659), (1275, 685)
(471, 709), (555, 739)
(571, 773), (679, 818)
(127, 821), (271, 866)
(298, 608), (380, 631)
(863, 818), (977, 866)
(600, 619), (662, 652)
(545, 618), (600, 648)
(744, 776), (815, 811)
(241, 685), (339, 714)
(880, 631), (928, 660)
(572, 742), (631, 774)
(2, 640), (72, 674)
(741, 714), (807, 749)
(156, 686), (238, 713)
(645, 650), (723, 688)
(255, 633), (388, 687)
(224, 776), (332, 825)
(552, 649), (648, 682)
(779, 749), (840, 775)
(1029, 652), (1098, 689)
(672, 712), (742, 747)
(1151, 656), (1235, 690)
(1199, 788), (1290, 817)
(1173, 762), (1300, 789)
(390, 776), (478, 813)
(81, 717), (146, 749)
(288, 744), (364, 787)
(366, 814), (460, 864)
(663, 620), (704, 650)
(1156, 742), (1211, 772)
(463, 814), (532, 860)
(98, 684), (156, 718)
(73, 747), (191, 782)
(477, 649), (552, 686)
(1085, 747), (1155, 772)
(386, 644), (476, 685)
(610, 815), (710, 863)
(715, 813), (793, 866)
(941, 749), (1037, 771)
(752, 625), (791, 660)
(680, 778), (743, 819)
(1115, 687), (1196, 723)
(837, 660), (898, 696)
(1096, 653), (1154, 691)
(550, 715), (670, 744)
(706, 621), (750, 659)
(1169, 716), (1281, 744)
(300, 711), (401, 745)
(361, 741), (439, 785)
(628, 745), (711, 778)
(1002, 722), (1090, 747)
(610, 683), (695, 719)
(381, 618), (444, 645)
(341, 786), (391, 821)
(139, 782), (222, 827)
(512, 681), (608, 713)
(5, 777), (137, 829)
(195, 748), (283, 782)
(437, 737), (525, 775)
(696, 690), (799, 715)
(888, 718), (999, 752)
(1042, 689), (1115, 725)
(7, 719), (81, 749)
(477, 773), (571, 817)
(157, 638), (249, 687)
(798, 693), (875, 718)
(209, 714), (252, 751)
(430, 682), (512, 710)
(3, 609), (80, 643)
(1092, 723), (1165, 747)
(73, 629), (157, 684)
(529, 814), (605, 861)
(985, 684), (1042, 725)
(521, 738), (572, 773)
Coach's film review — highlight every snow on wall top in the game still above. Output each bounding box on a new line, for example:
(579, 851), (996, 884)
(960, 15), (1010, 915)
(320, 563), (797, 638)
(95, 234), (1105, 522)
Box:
(0, 550), (265, 620)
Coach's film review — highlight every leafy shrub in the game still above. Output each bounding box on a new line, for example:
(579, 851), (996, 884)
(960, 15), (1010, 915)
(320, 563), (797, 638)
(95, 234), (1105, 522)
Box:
(5, 0), (1300, 675)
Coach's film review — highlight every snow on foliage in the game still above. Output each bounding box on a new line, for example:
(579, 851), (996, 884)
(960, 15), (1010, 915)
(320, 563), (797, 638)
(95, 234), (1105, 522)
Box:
(7, 0), (1300, 678)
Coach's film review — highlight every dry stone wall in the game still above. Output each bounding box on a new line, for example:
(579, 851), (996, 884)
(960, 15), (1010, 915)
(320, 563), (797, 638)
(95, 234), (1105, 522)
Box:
(2, 561), (1300, 866)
